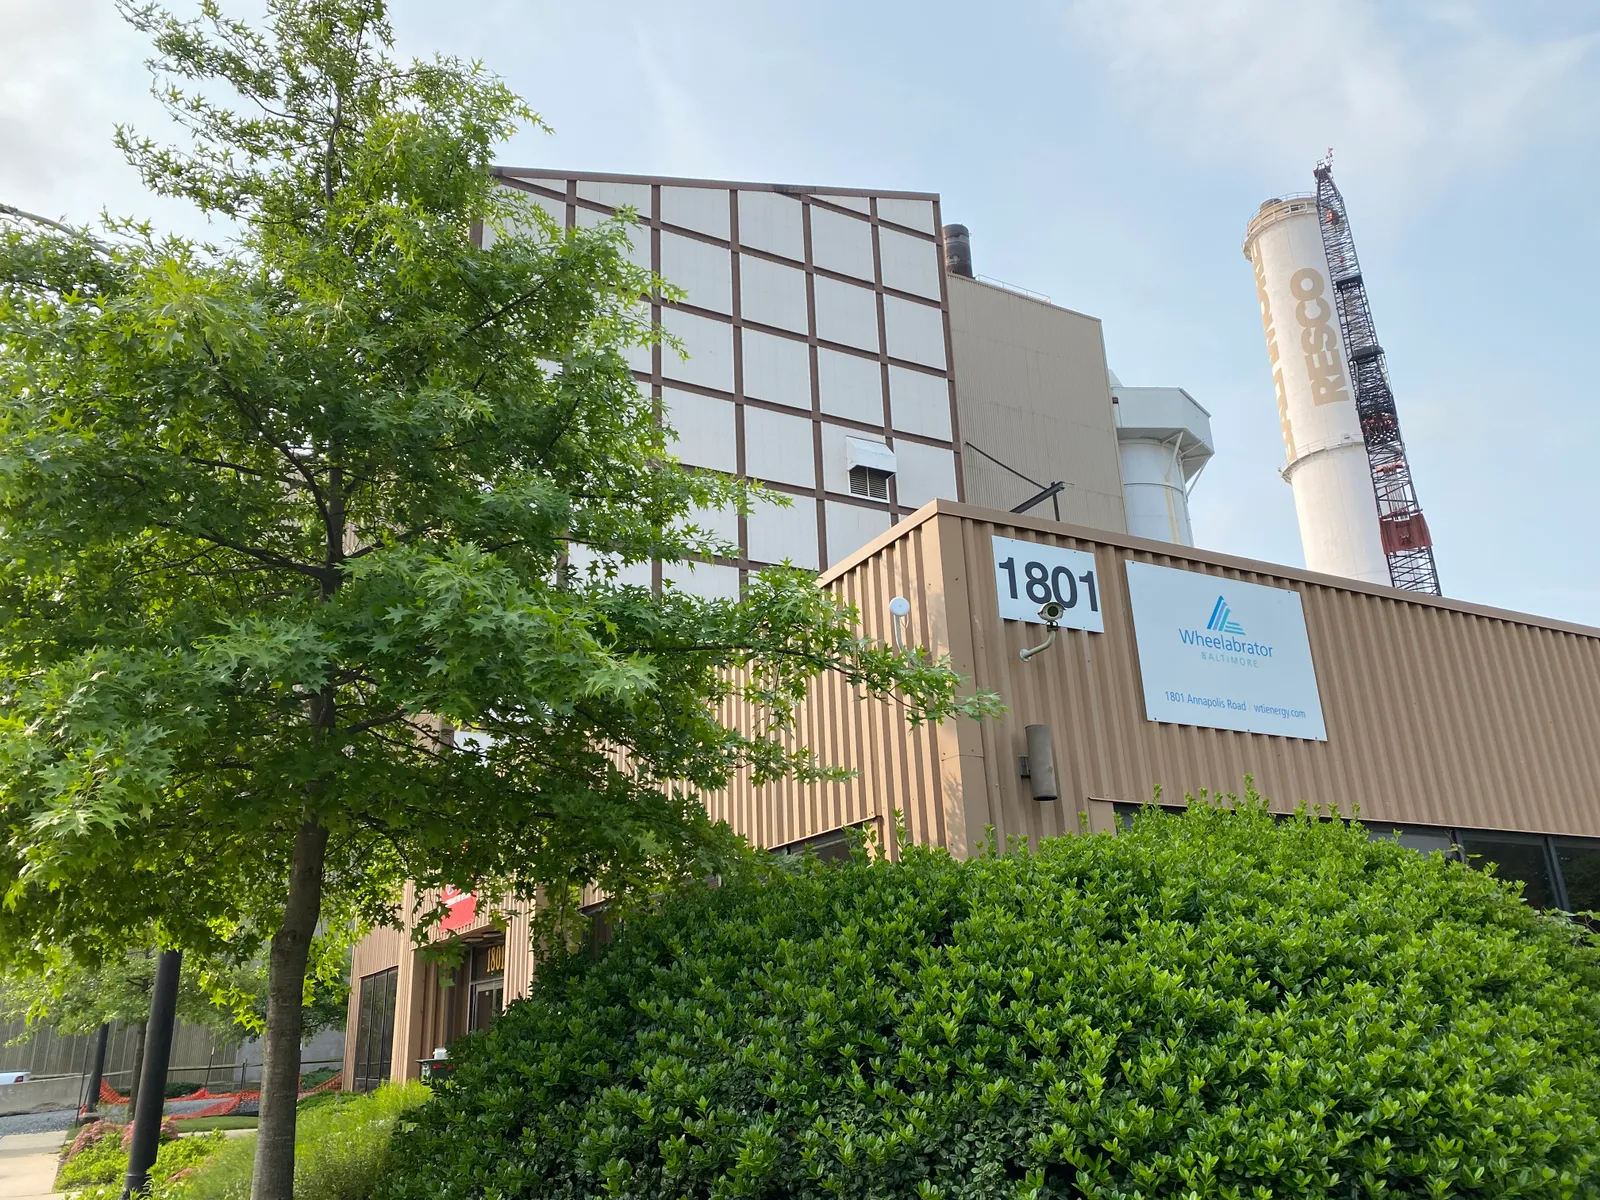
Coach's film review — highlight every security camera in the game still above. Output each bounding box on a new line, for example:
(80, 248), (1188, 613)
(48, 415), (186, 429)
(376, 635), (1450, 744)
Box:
(1037, 599), (1065, 625)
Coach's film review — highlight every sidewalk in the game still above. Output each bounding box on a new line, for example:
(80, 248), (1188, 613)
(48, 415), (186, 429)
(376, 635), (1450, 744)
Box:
(0, 1130), (64, 1199)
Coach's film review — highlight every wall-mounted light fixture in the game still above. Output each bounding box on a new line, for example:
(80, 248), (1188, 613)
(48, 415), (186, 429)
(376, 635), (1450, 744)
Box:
(888, 596), (911, 651)
(1018, 724), (1060, 802)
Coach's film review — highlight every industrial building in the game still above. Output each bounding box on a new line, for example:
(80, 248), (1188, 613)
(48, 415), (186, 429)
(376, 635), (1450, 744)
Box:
(343, 168), (1600, 1090)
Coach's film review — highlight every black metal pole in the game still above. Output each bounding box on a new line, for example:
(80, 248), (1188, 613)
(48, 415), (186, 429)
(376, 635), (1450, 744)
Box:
(80, 1023), (110, 1123)
(121, 951), (181, 1199)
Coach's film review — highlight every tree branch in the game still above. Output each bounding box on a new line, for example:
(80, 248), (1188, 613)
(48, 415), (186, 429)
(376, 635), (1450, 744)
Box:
(0, 203), (107, 251)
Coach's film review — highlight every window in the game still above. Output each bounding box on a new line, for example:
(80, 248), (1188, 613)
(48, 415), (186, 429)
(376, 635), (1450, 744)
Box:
(1555, 840), (1600, 918)
(848, 465), (891, 501)
(467, 942), (505, 1032)
(773, 827), (857, 863)
(352, 968), (397, 1092)
(1458, 834), (1559, 910)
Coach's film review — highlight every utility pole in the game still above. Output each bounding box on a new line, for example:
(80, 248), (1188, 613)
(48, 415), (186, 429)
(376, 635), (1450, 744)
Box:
(79, 1024), (110, 1124)
(121, 951), (181, 1198)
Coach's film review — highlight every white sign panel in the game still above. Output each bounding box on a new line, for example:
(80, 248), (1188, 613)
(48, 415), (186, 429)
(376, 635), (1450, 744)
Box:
(991, 536), (1104, 632)
(1125, 561), (1327, 741)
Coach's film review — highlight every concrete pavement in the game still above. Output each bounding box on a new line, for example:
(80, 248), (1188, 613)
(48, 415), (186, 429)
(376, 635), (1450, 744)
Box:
(0, 1130), (65, 1199)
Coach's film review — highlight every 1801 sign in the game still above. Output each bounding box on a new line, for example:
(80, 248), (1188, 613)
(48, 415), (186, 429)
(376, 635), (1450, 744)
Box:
(991, 535), (1105, 632)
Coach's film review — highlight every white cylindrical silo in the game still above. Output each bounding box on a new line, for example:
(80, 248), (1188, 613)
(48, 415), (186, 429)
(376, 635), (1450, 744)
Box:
(1243, 197), (1388, 585)
(1112, 384), (1213, 547)
(1120, 440), (1193, 544)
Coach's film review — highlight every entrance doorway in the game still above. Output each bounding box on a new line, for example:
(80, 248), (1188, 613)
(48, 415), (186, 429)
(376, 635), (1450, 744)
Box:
(466, 941), (505, 1032)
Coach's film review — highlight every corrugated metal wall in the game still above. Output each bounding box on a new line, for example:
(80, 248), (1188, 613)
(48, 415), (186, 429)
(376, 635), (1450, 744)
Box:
(946, 277), (1128, 532)
(350, 500), (1600, 1084)
(704, 502), (1600, 855)
(347, 888), (536, 1085)
(699, 518), (953, 857)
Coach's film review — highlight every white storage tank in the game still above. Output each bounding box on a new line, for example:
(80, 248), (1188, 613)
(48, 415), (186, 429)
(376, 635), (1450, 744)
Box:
(1112, 376), (1213, 546)
(1243, 196), (1387, 585)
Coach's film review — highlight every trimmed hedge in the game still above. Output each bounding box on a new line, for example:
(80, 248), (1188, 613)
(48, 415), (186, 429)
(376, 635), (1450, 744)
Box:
(383, 801), (1600, 1198)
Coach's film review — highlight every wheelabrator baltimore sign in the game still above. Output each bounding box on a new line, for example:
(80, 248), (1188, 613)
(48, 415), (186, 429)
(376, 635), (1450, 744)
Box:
(1124, 560), (1328, 740)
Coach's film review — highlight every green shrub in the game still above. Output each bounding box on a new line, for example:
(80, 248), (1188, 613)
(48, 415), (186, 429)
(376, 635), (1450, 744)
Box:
(179, 1082), (428, 1200)
(58, 1126), (224, 1198)
(382, 798), (1600, 1199)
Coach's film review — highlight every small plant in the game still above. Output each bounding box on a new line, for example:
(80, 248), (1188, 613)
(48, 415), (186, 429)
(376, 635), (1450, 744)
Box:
(56, 1123), (223, 1197)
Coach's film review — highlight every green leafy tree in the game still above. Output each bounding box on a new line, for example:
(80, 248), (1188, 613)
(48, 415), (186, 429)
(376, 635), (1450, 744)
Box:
(383, 797), (1600, 1199)
(0, 1), (991, 1196)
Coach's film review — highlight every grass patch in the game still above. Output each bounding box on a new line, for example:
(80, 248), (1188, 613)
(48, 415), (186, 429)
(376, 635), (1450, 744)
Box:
(180, 1082), (428, 1200)
(174, 1116), (259, 1132)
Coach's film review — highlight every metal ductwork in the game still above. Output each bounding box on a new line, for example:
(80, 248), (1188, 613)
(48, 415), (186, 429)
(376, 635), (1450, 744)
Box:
(942, 223), (972, 278)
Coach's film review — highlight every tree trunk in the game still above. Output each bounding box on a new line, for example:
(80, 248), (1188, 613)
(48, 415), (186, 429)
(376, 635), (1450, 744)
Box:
(249, 818), (329, 1200)
(126, 1022), (146, 1122)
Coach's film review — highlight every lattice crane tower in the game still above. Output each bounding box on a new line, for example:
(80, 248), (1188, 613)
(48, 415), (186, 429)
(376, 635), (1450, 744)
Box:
(1243, 158), (1441, 594)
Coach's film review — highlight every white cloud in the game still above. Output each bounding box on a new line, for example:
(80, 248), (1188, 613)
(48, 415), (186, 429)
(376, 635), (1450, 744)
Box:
(1060, 0), (1597, 204)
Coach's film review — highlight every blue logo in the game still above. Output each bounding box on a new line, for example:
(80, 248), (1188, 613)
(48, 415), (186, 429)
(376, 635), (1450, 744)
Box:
(1207, 596), (1245, 635)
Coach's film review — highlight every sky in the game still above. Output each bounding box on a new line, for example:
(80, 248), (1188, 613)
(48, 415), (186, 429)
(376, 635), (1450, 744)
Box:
(4, 0), (1598, 624)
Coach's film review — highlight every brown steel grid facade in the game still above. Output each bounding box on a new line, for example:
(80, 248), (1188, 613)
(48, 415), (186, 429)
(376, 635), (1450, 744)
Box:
(489, 169), (964, 594)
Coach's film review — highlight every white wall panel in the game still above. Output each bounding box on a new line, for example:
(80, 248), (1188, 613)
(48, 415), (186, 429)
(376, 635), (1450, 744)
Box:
(817, 348), (883, 424)
(820, 423), (887, 497)
(736, 191), (805, 261)
(814, 277), (879, 352)
(577, 180), (651, 213)
(883, 295), (946, 367)
(879, 227), (942, 299)
(741, 329), (812, 409)
(821, 194), (871, 214)
(810, 207), (874, 281)
(747, 500), (819, 569)
(679, 502), (740, 552)
(744, 406), (815, 488)
(663, 388), (737, 473)
(567, 543), (653, 589)
(661, 232), (732, 314)
(890, 439), (958, 508)
(739, 256), (808, 334)
(824, 501), (891, 565)
(661, 309), (734, 393)
(490, 190), (565, 244)
(888, 366), (952, 440)
(575, 206), (650, 268)
(661, 186), (730, 240)
(623, 311), (654, 375)
(876, 197), (935, 233)
(662, 560), (742, 600)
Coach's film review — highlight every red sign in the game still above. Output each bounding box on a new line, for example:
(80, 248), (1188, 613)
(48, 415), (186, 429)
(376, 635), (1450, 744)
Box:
(440, 886), (477, 932)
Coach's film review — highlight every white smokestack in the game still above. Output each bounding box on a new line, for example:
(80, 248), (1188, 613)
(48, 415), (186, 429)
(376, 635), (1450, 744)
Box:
(1243, 196), (1387, 585)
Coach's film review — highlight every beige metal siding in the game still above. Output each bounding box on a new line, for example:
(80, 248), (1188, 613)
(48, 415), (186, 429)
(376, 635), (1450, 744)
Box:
(947, 277), (1127, 533)
(699, 521), (949, 856)
(922, 503), (1600, 845)
(348, 500), (1600, 1058)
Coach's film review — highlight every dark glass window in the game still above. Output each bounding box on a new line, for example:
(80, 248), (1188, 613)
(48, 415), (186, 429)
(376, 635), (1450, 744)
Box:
(773, 828), (855, 862)
(1555, 841), (1600, 916)
(467, 942), (505, 1032)
(1369, 824), (1459, 858)
(1458, 834), (1558, 909)
(352, 968), (398, 1092)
